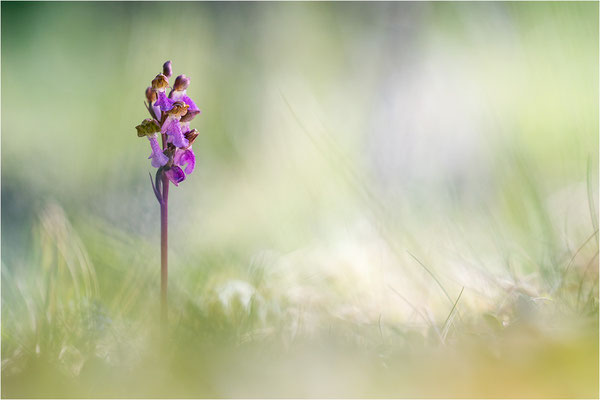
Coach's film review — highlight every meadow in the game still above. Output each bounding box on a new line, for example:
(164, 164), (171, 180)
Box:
(1, 2), (598, 398)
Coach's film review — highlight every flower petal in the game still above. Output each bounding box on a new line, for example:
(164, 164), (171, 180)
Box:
(148, 134), (168, 168)
(155, 91), (174, 112)
(182, 95), (200, 113)
(161, 117), (173, 134)
(150, 153), (168, 168)
(174, 148), (196, 175)
(152, 105), (162, 121)
(166, 120), (189, 148)
(165, 166), (185, 186)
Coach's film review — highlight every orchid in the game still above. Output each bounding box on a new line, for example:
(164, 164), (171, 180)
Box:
(162, 101), (190, 148)
(170, 74), (201, 120)
(135, 61), (201, 322)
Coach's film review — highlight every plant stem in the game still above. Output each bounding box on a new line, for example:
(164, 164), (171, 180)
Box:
(160, 129), (169, 325)
(161, 175), (169, 323)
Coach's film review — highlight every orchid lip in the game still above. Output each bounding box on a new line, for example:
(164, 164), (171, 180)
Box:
(174, 148), (196, 175)
(165, 166), (185, 186)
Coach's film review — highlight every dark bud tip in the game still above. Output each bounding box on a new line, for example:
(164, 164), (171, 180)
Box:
(163, 61), (172, 78)
(173, 74), (190, 91)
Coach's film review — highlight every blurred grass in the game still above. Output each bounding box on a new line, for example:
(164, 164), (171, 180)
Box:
(2, 1), (599, 398)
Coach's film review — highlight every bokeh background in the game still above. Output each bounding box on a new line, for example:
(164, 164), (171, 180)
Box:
(2, 1), (598, 398)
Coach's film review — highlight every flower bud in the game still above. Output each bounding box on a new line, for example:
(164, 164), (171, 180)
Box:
(145, 87), (157, 104)
(163, 61), (172, 78)
(151, 74), (169, 90)
(184, 129), (199, 146)
(180, 109), (200, 122)
(173, 74), (190, 91)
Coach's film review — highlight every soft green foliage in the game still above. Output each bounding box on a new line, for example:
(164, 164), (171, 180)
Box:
(2, 2), (598, 398)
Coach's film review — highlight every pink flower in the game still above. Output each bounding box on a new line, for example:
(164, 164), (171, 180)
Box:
(165, 166), (185, 186)
(136, 62), (202, 189)
(174, 148), (195, 175)
(148, 133), (168, 168)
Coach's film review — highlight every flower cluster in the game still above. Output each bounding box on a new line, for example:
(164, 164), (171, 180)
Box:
(136, 61), (201, 187)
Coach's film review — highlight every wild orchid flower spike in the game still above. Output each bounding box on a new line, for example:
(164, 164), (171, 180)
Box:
(135, 61), (202, 324)
(161, 101), (189, 148)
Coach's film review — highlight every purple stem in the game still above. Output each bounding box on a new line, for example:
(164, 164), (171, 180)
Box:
(160, 131), (169, 324)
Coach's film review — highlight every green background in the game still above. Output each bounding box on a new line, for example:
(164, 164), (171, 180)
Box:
(2, 2), (598, 397)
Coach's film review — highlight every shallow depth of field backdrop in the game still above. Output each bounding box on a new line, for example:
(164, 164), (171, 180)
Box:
(1, 2), (598, 398)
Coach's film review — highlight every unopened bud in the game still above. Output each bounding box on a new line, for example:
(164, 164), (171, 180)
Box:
(163, 61), (172, 78)
(145, 87), (157, 103)
(184, 129), (199, 146)
(151, 74), (169, 90)
(173, 74), (190, 91)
